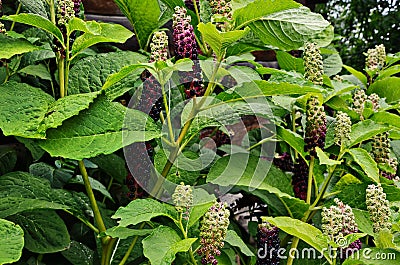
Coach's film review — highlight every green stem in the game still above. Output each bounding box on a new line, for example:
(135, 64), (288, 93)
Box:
(291, 108), (299, 159)
(58, 57), (65, 98)
(78, 161), (107, 236)
(3, 61), (10, 83)
(48, 0), (56, 25)
(64, 209), (99, 233)
(151, 60), (222, 196)
(102, 238), (117, 265)
(160, 80), (175, 142)
(102, 177), (114, 203)
(9, 3), (22, 32)
(286, 237), (300, 265)
(306, 156), (315, 204)
(177, 213), (197, 265)
(246, 135), (277, 151)
(118, 223), (146, 265)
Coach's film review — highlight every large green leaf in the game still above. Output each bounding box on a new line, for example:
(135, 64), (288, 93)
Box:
(367, 77), (400, 103)
(68, 51), (147, 98)
(198, 22), (250, 59)
(19, 64), (52, 81)
(61, 241), (97, 265)
(343, 65), (368, 87)
(2, 14), (64, 45)
(348, 148), (379, 183)
(71, 22), (134, 57)
(348, 120), (390, 147)
(0, 146), (17, 175)
(69, 175), (113, 201)
(0, 82), (100, 138)
(264, 216), (331, 263)
(0, 197), (67, 219)
(18, 0), (49, 18)
(103, 227), (153, 240)
(277, 126), (308, 161)
(343, 248), (400, 265)
(224, 230), (254, 256)
(276, 50), (304, 73)
(38, 96), (160, 160)
(371, 112), (400, 129)
(114, 0), (160, 49)
(0, 218), (24, 264)
(8, 210), (70, 253)
(142, 226), (197, 265)
(208, 154), (309, 219)
(0, 34), (41, 59)
(0, 82), (53, 138)
(352, 209), (374, 236)
(89, 154), (128, 184)
(216, 80), (322, 101)
(112, 198), (175, 227)
(234, 2), (333, 50)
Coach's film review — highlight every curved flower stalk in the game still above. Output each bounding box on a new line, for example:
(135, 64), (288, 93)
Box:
(303, 42), (324, 85)
(365, 44), (386, 70)
(256, 219), (280, 265)
(372, 132), (398, 180)
(173, 6), (204, 98)
(366, 184), (392, 233)
(334, 111), (351, 146)
(321, 198), (361, 259)
(305, 96), (327, 156)
(198, 201), (230, 265)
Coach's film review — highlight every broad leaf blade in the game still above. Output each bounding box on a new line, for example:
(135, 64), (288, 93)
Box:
(0, 218), (24, 264)
(0, 34), (41, 59)
(224, 230), (254, 256)
(367, 77), (400, 103)
(348, 148), (380, 183)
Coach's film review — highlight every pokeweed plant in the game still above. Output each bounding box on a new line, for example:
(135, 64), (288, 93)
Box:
(0, 0), (399, 265)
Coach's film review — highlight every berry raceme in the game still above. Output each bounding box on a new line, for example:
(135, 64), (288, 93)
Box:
(57, 0), (75, 27)
(173, 6), (204, 98)
(72, 0), (82, 16)
(172, 182), (193, 217)
(273, 152), (294, 172)
(303, 42), (324, 86)
(334, 111), (351, 146)
(256, 220), (280, 265)
(198, 201), (230, 265)
(365, 44), (386, 71)
(209, 0), (232, 31)
(372, 132), (398, 180)
(305, 96), (327, 157)
(321, 198), (361, 259)
(366, 184), (392, 233)
(0, 22), (5, 34)
(292, 158), (308, 201)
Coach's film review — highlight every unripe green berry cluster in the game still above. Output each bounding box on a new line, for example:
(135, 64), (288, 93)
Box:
(303, 42), (324, 85)
(172, 182), (193, 214)
(57, 0), (75, 27)
(372, 132), (398, 179)
(352, 90), (380, 120)
(209, 0), (232, 31)
(365, 44), (386, 70)
(198, 201), (230, 265)
(334, 111), (351, 146)
(366, 184), (392, 233)
(150, 31), (168, 63)
(0, 22), (5, 34)
(305, 96), (326, 156)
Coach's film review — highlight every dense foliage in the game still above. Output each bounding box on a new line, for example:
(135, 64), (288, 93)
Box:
(0, 0), (399, 265)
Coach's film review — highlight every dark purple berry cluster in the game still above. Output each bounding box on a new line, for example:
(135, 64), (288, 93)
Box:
(291, 158), (308, 201)
(173, 7), (204, 98)
(304, 96), (326, 156)
(256, 221), (280, 265)
(184, 0), (199, 11)
(138, 72), (163, 121)
(273, 152), (294, 172)
(72, 0), (82, 16)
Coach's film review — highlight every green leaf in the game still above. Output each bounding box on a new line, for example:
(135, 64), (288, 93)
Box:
(216, 80), (322, 101)
(0, 146), (17, 175)
(112, 198), (175, 227)
(8, 210), (70, 253)
(0, 34), (41, 59)
(0, 197), (68, 219)
(103, 226), (153, 240)
(371, 112), (400, 129)
(68, 51), (147, 98)
(348, 148), (380, 183)
(187, 202), (214, 228)
(208, 154), (309, 219)
(368, 77), (400, 103)
(69, 175), (113, 201)
(377, 65), (400, 80)
(277, 126), (308, 161)
(114, 0), (160, 49)
(276, 50), (304, 73)
(19, 64), (52, 81)
(349, 120), (390, 147)
(224, 230), (254, 256)
(374, 229), (396, 249)
(322, 49), (343, 77)
(90, 154), (128, 184)
(352, 209), (374, 236)
(198, 22), (250, 59)
(16, 137), (45, 161)
(232, 0), (301, 28)
(38, 96), (160, 160)
(66, 17), (100, 36)
(61, 241), (97, 265)
(71, 22), (134, 57)
(264, 216), (331, 263)
(18, 0), (49, 18)
(2, 14), (64, 45)
(0, 218), (24, 264)
(244, 7), (333, 50)
(142, 226), (196, 265)
(316, 147), (341, 166)
(0, 82), (54, 138)
(343, 65), (367, 87)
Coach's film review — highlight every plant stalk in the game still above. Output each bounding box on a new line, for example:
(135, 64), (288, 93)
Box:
(9, 3), (22, 32)
(306, 156), (315, 204)
(118, 222), (146, 265)
(286, 237), (300, 265)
